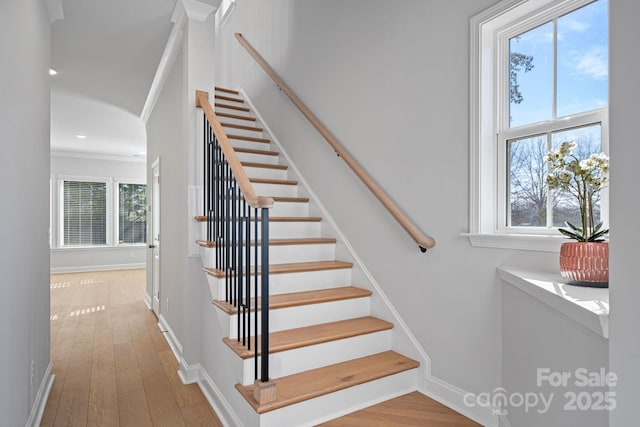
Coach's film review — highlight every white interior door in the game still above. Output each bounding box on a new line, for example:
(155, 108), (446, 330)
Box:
(151, 159), (161, 315)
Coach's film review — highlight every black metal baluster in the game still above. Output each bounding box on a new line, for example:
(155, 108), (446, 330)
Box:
(245, 200), (251, 350)
(216, 142), (222, 270)
(237, 195), (245, 346)
(207, 127), (214, 242)
(259, 208), (270, 383)
(225, 164), (231, 304)
(203, 115), (208, 220)
(254, 207), (259, 379)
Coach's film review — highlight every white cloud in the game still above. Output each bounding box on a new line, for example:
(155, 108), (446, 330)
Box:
(565, 19), (590, 32)
(576, 47), (608, 79)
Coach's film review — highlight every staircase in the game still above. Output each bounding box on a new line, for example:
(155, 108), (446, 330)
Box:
(196, 87), (421, 426)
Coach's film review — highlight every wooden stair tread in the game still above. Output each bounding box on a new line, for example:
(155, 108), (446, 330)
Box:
(196, 237), (336, 248)
(250, 177), (298, 186)
(234, 147), (279, 156)
(271, 196), (309, 203)
(223, 315), (387, 359)
(215, 86), (240, 95)
(214, 286), (373, 316)
(204, 260), (353, 278)
(228, 134), (271, 143)
(235, 351), (419, 413)
(215, 102), (250, 112)
(216, 112), (256, 122)
(317, 391), (481, 426)
(241, 161), (288, 170)
(222, 123), (264, 133)
(195, 215), (321, 223)
(215, 94), (244, 103)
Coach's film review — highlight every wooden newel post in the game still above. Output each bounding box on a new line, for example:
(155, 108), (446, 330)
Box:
(253, 379), (277, 404)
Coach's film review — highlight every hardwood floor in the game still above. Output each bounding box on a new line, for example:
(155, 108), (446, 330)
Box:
(42, 269), (222, 427)
(317, 392), (481, 427)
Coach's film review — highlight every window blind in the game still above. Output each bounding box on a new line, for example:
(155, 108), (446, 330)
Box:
(63, 181), (107, 246)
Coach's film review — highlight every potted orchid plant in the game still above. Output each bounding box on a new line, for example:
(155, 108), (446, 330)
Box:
(545, 141), (610, 286)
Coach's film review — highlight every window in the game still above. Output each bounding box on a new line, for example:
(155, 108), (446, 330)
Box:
(62, 180), (108, 246)
(54, 176), (147, 248)
(469, 0), (608, 250)
(117, 183), (147, 245)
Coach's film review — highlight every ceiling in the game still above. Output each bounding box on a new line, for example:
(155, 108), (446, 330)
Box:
(50, 0), (177, 159)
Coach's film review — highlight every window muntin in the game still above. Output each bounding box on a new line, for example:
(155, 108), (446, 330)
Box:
(62, 180), (108, 246)
(499, 0), (608, 233)
(117, 183), (147, 245)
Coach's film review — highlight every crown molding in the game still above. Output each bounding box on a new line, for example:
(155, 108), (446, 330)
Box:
(44, 0), (64, 23)
(181, 0), (217, 22)
(139, 0), (216, 123)
(140, 1), (188, 123)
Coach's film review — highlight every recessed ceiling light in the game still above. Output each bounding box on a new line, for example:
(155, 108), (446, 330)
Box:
(49, 68), (58, 76)
(75, 133), (87, 139)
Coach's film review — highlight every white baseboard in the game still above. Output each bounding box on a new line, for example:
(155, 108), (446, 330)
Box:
(26, 363), (54, 427)
(177, 359), (201, 385)
(197, 366), (244, 427)
(50, 263), (146, 274)
(160, 341), (243, 426)
(144, 292), (152, 310)
(158, 314), (184, 358)
(422, 375), (497, 427)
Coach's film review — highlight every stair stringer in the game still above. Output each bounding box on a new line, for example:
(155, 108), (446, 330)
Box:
(240, 89), (489, 425)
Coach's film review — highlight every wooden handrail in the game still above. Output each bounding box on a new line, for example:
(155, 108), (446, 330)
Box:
(234, 33), (435, 251)
(196, 90), (274, 209)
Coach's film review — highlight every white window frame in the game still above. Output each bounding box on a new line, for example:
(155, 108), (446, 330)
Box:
(58, 175), (113, 248)
(114, 179), (148, 247)
(468, 0), (609, 252)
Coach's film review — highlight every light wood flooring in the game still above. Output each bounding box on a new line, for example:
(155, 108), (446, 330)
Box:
(317, 391), (480, 426)
(42, 269), (222, 427)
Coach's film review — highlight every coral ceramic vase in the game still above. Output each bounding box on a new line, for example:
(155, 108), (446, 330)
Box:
(559, 242), (609, 287)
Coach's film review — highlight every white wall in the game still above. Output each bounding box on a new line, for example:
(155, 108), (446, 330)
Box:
(0, 0), (52, 424)
(146, 45), (188, 342)
(50, 154), (147, 272)
(609, 1), (640, 425)
(501, 284), (608, 427)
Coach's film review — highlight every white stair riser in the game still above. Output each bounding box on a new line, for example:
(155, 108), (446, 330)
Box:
(221, 127), (265, 138)
(200, 220), (321, 239)
(243, 166), (288, 180)
(229, 139), (272, 151)
(251, 182), (298, 198)
(199, 243), (335, 268)
(239, 330), (393, 385)
(269, 201), (309, 217)
(206, 268), (353, 300)
(215, 115), (258, 127)
(215, 105), (252, 116)
(235, 151), (280, 165)
(226, 297), (371, 339)
(257, 369), (419, 427)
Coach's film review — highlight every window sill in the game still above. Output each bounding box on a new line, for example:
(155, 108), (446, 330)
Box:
(463, 233), (565, 252)
(498, 267), (609, 338)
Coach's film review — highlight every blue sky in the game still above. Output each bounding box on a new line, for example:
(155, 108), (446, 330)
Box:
(510, 0), (608, 128)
